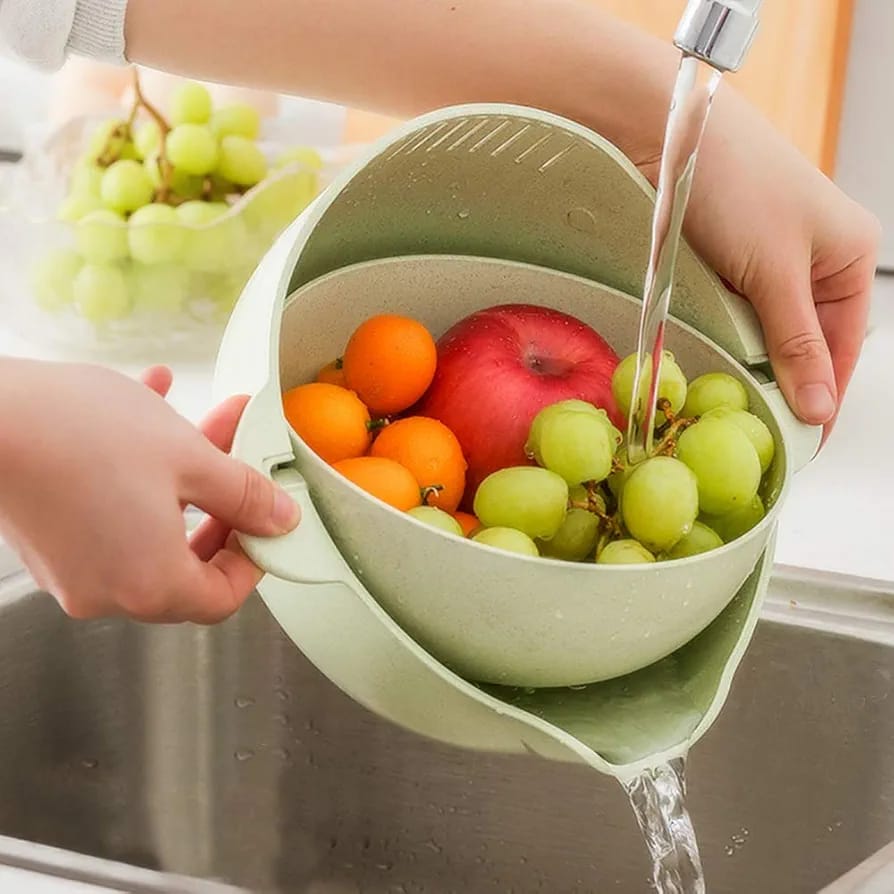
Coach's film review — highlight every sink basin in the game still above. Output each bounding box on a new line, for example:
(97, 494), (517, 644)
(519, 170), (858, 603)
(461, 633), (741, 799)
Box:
(0, 553), (892, 893)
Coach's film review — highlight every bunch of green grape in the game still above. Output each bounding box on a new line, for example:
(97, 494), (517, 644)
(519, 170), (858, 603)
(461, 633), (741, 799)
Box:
(468, 353), (778, 564)
(31, 78), (323, 328)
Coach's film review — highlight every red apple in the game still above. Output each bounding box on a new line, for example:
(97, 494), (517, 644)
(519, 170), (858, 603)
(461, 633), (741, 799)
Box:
(416, 303), (623, 508)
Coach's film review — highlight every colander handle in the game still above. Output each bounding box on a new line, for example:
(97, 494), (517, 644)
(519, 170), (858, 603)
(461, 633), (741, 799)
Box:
(231, 390), (351, 586)
(238, 467), (353, 586)
(759, 382), (822, 472)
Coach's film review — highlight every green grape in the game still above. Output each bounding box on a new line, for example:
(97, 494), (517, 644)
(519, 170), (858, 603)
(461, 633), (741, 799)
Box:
(275, 146), (324, 171)
(119, 141), (139, 161)
(537, 408), (614, 485)
(537, 508), (600, 561)
(198, 268), (251, 311)
(176, 200), (228, 226)
(704, 407), (775, 474)
(665, 521), (724, 559)
(407, 506), (463, 536)
(472, 527), (540, 557)
(134, 121), (162, 160)
(612, 351), (688, 424)
(526, 399), (621, 464)
(241, 170), (317, 237)
(72, 264), (131, 322)
(171, 170), (205, 200)
(127, 203), (183, 265)
(128, 263), (190, 315)
(702, 494), (766, 544)
(177, 201), (247, 272)
(87, 119), (128, 159)
(100, 160), (155, 214)
(597, 539), (655, 565)
(216, 136), (268, 187)
(620, 456), (699, 553)
(144, 155), (205, 199)
(607, 450), (633, 503)
(473, 466), (569, 540)
(568, 483), (606, 512)
(169, 82), (212, 126)
(57, 192), (103, 222)
(30, 249), (82, 312)
(70, 161), (103, 198)
(166, 124), (219, 176)
(676, 417), (761, 515)
(206, 174), (235, 201)
(210, 103), (261, 140)
(75, 210), (129, 264)
(682, 372), (748, 418)
(143, 154), (163, 188)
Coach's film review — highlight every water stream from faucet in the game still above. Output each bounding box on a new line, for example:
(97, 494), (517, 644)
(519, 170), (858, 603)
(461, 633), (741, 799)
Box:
(626, 55), (722, 464)
(621, 51), (724, 893)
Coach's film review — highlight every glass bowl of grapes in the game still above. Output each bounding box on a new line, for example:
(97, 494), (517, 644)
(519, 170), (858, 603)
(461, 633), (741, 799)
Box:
(0, 74), (349, 361)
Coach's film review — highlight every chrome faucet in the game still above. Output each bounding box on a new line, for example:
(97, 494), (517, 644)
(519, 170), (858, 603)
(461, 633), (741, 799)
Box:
(674, 0), (762, 73)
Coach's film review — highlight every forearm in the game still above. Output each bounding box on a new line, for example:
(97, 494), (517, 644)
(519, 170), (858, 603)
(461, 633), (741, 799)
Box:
(0, 358), (41, 482)
(124, 0), (678, 168)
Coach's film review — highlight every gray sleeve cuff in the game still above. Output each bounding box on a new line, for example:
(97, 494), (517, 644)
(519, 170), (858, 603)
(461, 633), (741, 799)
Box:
(66, 0), (129, 66)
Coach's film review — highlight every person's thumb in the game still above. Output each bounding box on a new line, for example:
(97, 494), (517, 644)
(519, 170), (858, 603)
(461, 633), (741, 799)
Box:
(747, 267), (838, 426)
(184, 448), (301, 536)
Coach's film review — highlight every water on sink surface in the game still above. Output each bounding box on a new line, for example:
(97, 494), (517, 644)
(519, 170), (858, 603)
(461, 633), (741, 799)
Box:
(0, 587), (892, 892)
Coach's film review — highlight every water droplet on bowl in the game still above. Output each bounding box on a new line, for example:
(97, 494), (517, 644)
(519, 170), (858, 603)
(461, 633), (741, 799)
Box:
(81, 758), (98, 770)
(234, 696), (255, 709)
(457, 209), (471, 220)
(234, 749), (254, 762)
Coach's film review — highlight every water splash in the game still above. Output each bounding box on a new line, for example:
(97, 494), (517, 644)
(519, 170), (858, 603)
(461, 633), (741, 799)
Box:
(622, 758), (705, 894)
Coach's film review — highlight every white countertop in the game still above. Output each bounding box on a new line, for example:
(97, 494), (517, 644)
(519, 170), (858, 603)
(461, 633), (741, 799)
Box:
(1, 277), (893, 583)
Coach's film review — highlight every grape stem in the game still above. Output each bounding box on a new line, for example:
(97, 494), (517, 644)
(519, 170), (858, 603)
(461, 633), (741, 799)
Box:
(653, 414), (698, 456)
(569, 482), (624, 539)
(95, 68), (178, 203)
(130, 69), (177, 204)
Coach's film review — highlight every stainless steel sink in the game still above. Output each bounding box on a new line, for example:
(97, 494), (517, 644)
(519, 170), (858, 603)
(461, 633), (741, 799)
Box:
(0, 554), (892, 893)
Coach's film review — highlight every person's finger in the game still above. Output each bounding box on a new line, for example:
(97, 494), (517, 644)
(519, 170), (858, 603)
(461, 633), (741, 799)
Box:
(178, 534), (263, 624)
(816, 296), (870, 441)
(747, 266), (838, 426)
(182, 444), (301, 537)
(813, 266), (874, 405)
(198, 394), (251, 453)
(141, 365), (173, 397)
(189, 515), (231, 561)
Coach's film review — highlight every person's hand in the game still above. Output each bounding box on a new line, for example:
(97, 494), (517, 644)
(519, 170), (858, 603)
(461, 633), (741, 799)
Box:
(638, 85), (880, 440)
(0, 359), (300, 623)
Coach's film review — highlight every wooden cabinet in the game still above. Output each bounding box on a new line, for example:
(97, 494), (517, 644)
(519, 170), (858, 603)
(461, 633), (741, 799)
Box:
(345, 0), (854, 174)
